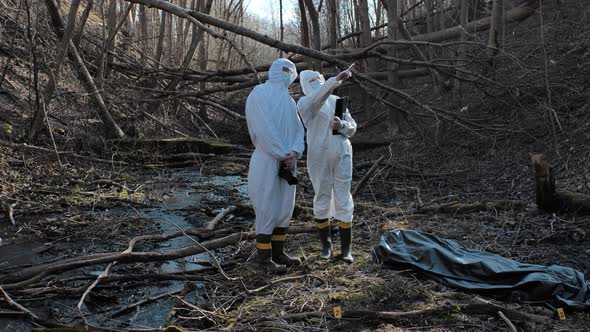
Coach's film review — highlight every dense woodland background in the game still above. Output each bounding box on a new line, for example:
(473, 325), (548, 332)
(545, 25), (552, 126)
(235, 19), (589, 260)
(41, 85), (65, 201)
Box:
(0, 0), (589, 331)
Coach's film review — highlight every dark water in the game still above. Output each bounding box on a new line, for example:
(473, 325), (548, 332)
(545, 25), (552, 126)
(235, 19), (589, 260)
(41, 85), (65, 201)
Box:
(0, 169), (248, 330)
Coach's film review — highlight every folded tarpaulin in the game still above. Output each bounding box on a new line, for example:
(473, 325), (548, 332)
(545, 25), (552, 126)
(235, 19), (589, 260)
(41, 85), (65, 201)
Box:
(372, 229), (590, 310)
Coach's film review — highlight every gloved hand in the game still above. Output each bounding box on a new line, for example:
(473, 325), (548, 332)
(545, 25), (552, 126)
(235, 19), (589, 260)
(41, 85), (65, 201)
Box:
(282, 151), (297, 168)
(329, 116), (343, 130)
(336, 70), (352, 82)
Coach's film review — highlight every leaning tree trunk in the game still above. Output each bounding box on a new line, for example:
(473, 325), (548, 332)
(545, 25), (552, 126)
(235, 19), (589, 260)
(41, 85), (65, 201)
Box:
(29, 0), (82, 141)
(42, 0), (126, 139)
(72, 0), (93, 48)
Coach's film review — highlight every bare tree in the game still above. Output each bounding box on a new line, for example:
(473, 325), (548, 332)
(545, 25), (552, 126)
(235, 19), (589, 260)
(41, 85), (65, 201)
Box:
(384, 0), (405, 138)
(303, 0), (322, 70)
(155, 11), (167, 67)
(327, 0), (338, 49)
(486, 0), (504, 76)
(72, 0), (94, 48)
(139, 4), (149, 64)
(29, 0), (82, 141)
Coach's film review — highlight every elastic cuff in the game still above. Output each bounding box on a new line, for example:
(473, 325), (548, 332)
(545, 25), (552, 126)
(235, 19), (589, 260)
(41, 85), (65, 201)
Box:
(337, 221), (352, 229)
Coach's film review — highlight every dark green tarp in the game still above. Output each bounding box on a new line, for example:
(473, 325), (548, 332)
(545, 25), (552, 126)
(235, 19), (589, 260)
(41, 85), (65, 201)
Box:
(373, 229), (590, 310)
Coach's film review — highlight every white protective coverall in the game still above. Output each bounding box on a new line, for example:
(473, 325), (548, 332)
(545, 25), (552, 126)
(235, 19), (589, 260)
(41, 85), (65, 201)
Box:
(297, 70), (357, 223)
(246, 59), (305, 235)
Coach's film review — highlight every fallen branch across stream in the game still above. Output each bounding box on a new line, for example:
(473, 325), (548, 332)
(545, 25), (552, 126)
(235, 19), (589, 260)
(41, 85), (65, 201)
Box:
(0, 226), (316, 290)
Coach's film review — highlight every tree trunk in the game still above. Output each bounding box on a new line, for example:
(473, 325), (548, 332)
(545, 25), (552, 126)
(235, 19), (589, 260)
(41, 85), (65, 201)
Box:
(139, 4), (149, 65)
(42, 0), (126, 139)
(72, 0), (94, 48)
(105, 0), (118, 78)
(457, 0), (469, 85)
(167, 6), (174, 66)
(303, 0), (322, 70)
(327, 0), (337, 49)
(155, 10), (167, 67)
(531, 154), (590, 215)
(30, 0), (82, 141)
(176, 0), (187, 63)
(384, 0), (404, 139)
(279, 0), (284, 57)
(486, 0), (504, 76)
(198, 0), (214, 121)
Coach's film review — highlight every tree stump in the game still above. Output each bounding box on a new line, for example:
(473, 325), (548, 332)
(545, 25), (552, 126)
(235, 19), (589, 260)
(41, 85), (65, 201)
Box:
(530, 153), (590, 214)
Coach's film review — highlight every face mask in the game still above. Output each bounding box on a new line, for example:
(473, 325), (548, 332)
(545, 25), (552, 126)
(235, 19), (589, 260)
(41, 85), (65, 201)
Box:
(310, 80), (323, 91)
(282, 72), (292, 87)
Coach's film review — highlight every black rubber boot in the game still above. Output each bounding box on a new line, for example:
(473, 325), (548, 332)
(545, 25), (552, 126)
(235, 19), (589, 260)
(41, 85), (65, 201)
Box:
(271, 227), (301, 266)
(316, 219), (332, 260)
(254, 234), (286, 273)
(338, 221), (353, 263)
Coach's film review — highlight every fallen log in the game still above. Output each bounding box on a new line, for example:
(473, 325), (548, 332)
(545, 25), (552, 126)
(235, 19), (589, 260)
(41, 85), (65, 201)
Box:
(418, 200), (526, 214)
(531, 154), (590, 215)
(328, 1), (540, 54)
(0, 226), (316, 289)
(281, 299), (549, 325)
(109, 137), (234, 155)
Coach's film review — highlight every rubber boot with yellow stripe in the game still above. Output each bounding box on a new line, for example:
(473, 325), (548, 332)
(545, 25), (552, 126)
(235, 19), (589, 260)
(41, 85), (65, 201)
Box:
(338, 221), (353, 263)
(316, 219), (332, 260)
(254, 234), (285, 272)
(271, 227), (301, 266)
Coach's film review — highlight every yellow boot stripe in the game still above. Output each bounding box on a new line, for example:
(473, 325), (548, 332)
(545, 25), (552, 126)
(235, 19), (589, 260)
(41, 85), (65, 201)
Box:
(316, 220), (331, 229)
(338, 221), (352, 229)
(271, 234), (286, 241)
(256, 242), (272, 250)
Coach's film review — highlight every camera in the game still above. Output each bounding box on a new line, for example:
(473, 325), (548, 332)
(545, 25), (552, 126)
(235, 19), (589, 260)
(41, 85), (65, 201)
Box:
(278, 162), (298, 185)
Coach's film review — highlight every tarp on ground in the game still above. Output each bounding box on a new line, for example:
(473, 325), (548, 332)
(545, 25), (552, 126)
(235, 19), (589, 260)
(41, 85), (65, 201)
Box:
(372, 229), (590, 310)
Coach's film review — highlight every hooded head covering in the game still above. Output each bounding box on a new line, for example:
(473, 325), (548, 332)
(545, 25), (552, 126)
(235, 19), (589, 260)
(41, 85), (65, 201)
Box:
(300, 70), (325, 96)
(268, 58), (298, 86)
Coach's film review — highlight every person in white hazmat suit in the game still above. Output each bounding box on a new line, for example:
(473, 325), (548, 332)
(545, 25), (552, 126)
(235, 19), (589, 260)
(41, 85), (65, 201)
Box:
(297, 68), (357, 263)
(246, 58), (305, 271)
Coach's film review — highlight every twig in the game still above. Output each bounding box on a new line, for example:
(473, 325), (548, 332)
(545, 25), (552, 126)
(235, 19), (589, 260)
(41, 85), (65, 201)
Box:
(206, 205), (238, 231)
(498, 310), (518, 332)
(109, 289), (183, 318)
(0, 286), (40, 321)
(352, 155), (385, 197)
(243, 275), (307, 294)
(76, 262), (114, 326)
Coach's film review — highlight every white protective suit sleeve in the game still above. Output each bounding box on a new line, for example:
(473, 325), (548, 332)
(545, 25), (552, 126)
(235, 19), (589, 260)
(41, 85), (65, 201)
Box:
(337, 108), (357, 138)
(292, 119), (305, 159)
(245, 91), (289, 160)
(298, 77), (341, 124)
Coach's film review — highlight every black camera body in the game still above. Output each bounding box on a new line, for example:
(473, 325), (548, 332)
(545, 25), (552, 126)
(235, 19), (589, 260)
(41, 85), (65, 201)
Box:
(278, 163), (298, 185)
